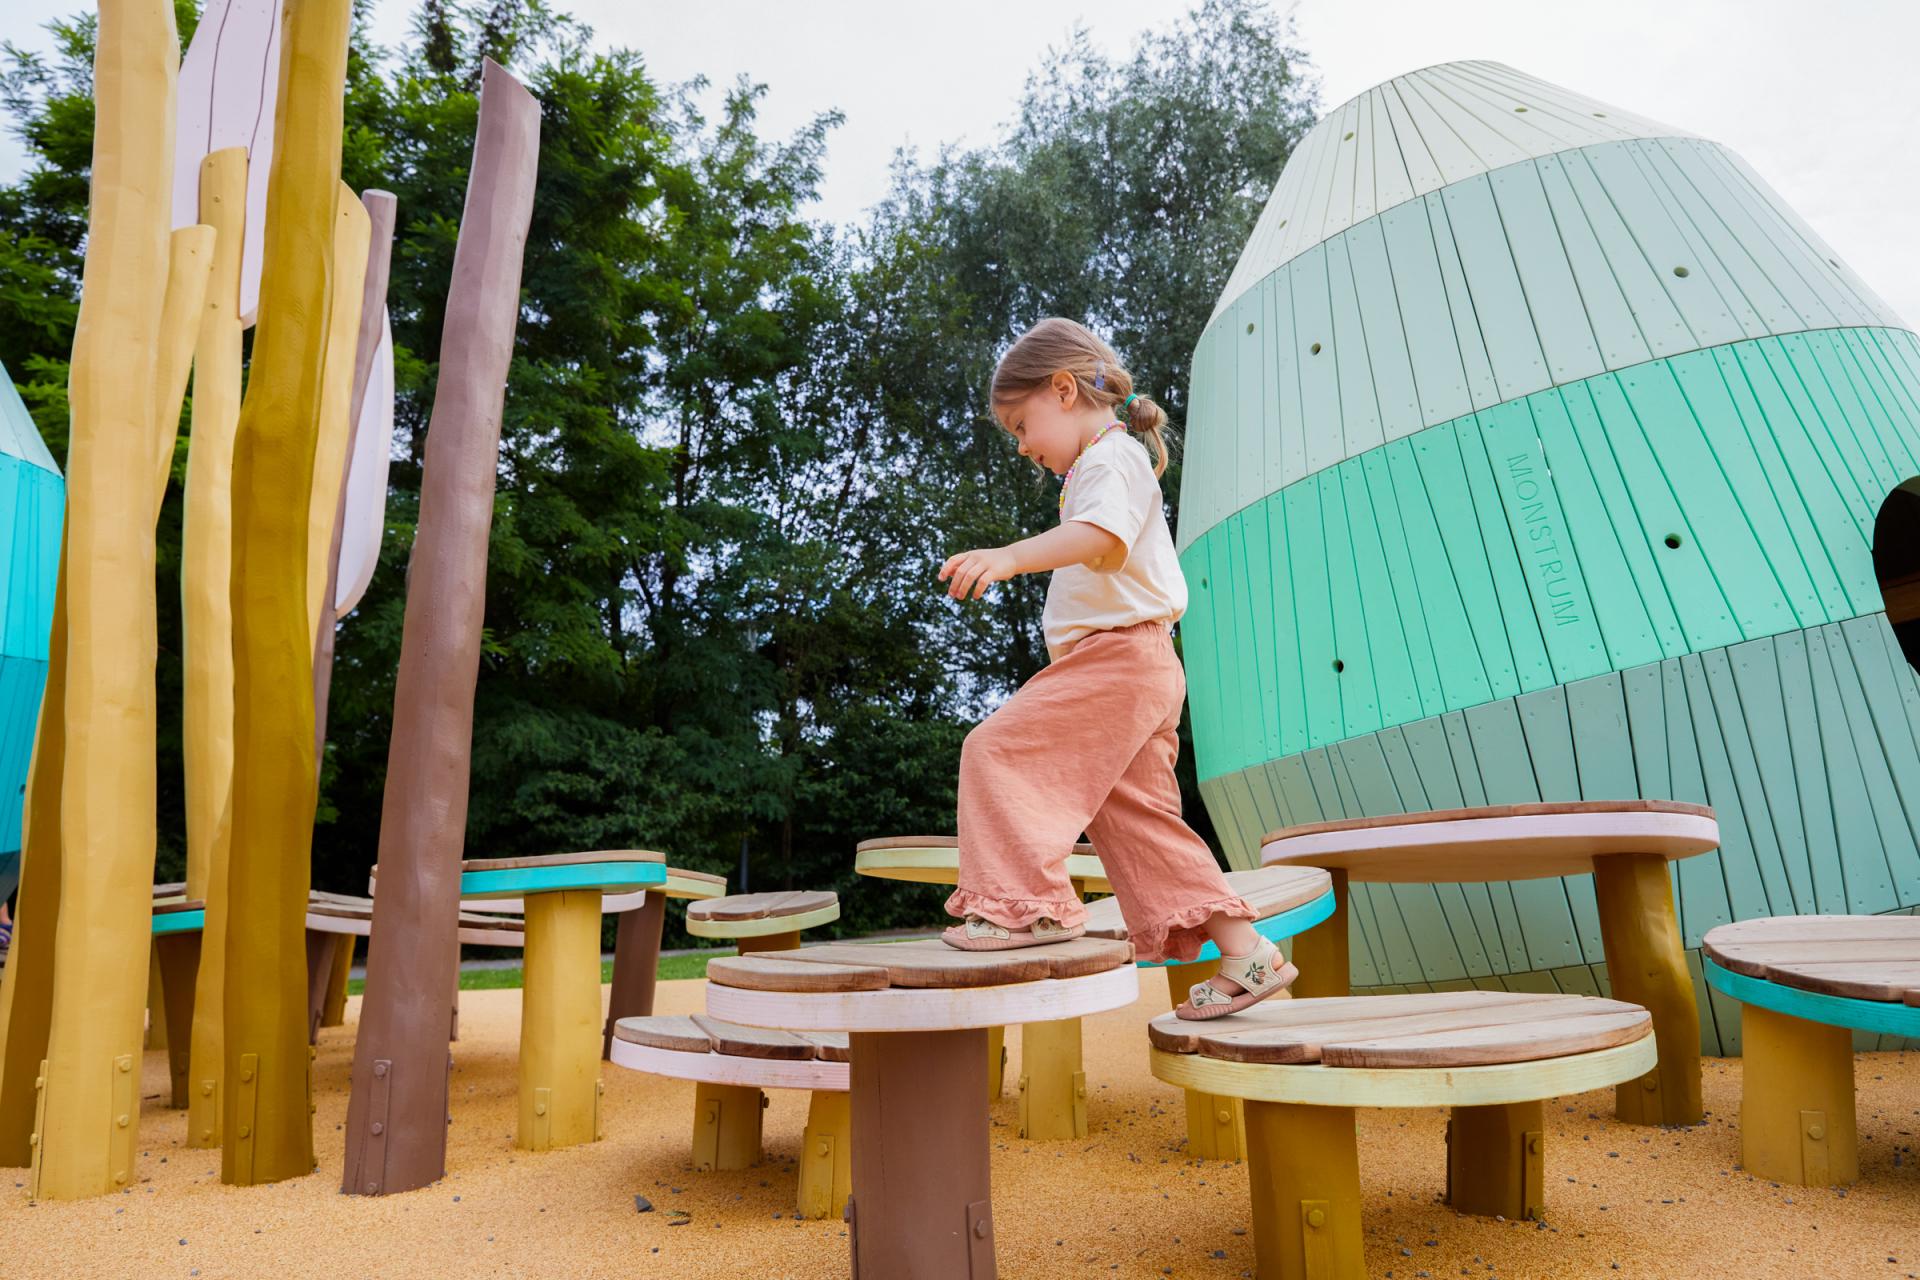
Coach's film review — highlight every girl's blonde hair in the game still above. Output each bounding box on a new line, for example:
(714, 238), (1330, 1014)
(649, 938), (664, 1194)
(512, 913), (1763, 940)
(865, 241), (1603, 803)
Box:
(990, 318), (1170, 477)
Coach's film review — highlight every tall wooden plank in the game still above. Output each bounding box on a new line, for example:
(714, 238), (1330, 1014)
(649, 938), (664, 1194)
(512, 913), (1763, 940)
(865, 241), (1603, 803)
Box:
(1439, 177), (1549, 401)
(1335, 736), (1460, 984)
(1231, 286), (1263, 519)
(1698, 649), (1795, 913)
(1772, 334), (1897, 512)
(1384, 440), (1492, 709)
(1342, 205), (1423, 446)
(1620, 661), (1670, 800)
(1319, 469), (1377, 739)
(1678, 656), (1763, 929)
(1378, 199), (1473, 427)
(1340, 463), (1422, 728)
(1818, 624), (1920, 905)
(1410, 426), (1520, 700)
(1724, 634), (1817, 912)
(1324, 235), (1385, 460)
(1286, 478), (1343, 747)
(1487, 160), (1606, 386)
(1531, 152), (1654, 370)
(1451, 417), (1556, 691)
(1359, 450), (1446, 715)
(1658, 660), (1727, 945)
(1774, 629), (1852, 914)
(1622, 140), (1771, 339)
(1557, 144), (1697, 358)
(1798, 331), (1910, 491)
(1461, 699), (1583, 972)
(1236, 506), (1282, 774)
(1292, 246), (1346, 478)
(1422, 192), (1503, 411)
(1262, 502), (1309, 761)
(1270, 261), (1309, 489)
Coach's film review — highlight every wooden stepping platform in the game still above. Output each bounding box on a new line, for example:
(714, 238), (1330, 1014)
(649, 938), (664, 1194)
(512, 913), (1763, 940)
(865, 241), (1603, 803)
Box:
(457, 849), (668, 900)
(854, 834), (1109, 894)
(304, 892), (529, 947)
(1082, 865), (1332, 965)
(708, 937), (1138, 1274)
(610, 1013), (854, 1218)
(1702, 915), (1920, 1187)
(686, 890), (839, 940)
(1150, 990), (1650, 1070)
(1704, 914), (1920, 1005)
(1149, 990), (1656, 1276)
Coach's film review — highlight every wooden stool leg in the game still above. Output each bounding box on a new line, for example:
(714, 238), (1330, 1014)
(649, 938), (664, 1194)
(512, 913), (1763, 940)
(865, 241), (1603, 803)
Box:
(736, 931), (802, 955)
(154, 933), (202, 1109)
(602, 892), (664, 1060)
(1446, 1100), (1544, 1219)
(796, 1088), (852, 1219)
(1244, 1100), (1364, 1280)
(518, 889), (604, 1151)
(848, 1029), (993, 1278)
(986, 1026), (1005, 1101)
(1166, 963), (1245, 1159)
(691, 1082), (765, 1170)
(322, 934), (354, 1027)
(1593, 853), (1702, 1125)
(1018, 1017), (1086, 1140)
(1288, 869), (1350, 999)
(146, 940), (168, 1051)
(305, 930), (337, 1047)
(1740, 1003), (1858, 1185)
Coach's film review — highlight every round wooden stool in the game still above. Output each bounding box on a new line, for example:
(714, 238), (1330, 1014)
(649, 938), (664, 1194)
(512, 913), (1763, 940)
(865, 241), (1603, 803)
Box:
(1083, 865), (1333, 1159)
(1262, 799), (1717, 1126)
(611, 1014), (852, 1218)
(708, 936), (1138, 1276)
(1704, 915), (1920, 1185)
(854, 834), (1107, 1134)
(1150, 991), (1654, 1280)
(686, 890), (840, 953)
(459, 851), (667, 1151)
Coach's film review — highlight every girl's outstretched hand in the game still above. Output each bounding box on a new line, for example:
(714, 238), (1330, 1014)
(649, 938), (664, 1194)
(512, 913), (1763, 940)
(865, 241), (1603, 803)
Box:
(940, 546), (1018, 600)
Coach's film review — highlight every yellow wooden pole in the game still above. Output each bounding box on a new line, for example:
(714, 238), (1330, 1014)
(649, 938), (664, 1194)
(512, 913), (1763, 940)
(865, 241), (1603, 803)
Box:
(321, 935), (354, 1028)
(145, 941), (168, 1051)
(304, 186), (369, 638)
(1446, 1100), (1545, 1219)
(182, 146), (247, 1151)
(518, 891), (604, 1151)
(796, 1088), (851, 1218)
(0, 536), (67, 1167)
(220, 0), (352, 1188)
(692, 1082), (765, 1170)
(150, 226), (216, 516)
(1739, 1003), (1858, 1186)
(1017, 1017), (1086, 1140)
(1592, 853), (1702, 1126)
(1288, 869), (1350, 999)
(734, 931), (803, 955)
(1166, 961), (1246, 1159)
(32, 0), (178, 1201)
(1244, 1100), (1364, 1280)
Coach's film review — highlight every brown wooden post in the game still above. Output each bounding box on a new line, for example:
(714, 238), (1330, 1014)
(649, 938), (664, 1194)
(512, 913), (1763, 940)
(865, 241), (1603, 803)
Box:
(340, 60), (539, 1197)
(847, 1029), (994, 1277)
(602, 894), (664, 1060)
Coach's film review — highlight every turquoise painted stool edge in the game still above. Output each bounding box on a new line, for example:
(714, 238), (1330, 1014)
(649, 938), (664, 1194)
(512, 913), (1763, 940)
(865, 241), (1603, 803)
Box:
(152, 909), (206, 936)
(1703, 958), (1920, 1039)
(460, 860), (668, 899)
(1135, 887), (1337, 968)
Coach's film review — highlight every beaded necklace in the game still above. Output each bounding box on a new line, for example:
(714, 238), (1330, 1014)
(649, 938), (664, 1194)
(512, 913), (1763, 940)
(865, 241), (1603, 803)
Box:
(1057, 422), (1125, 512)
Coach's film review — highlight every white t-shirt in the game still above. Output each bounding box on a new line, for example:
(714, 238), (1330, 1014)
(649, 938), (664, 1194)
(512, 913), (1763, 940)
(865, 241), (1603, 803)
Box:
(1042, 432), (1188, 660)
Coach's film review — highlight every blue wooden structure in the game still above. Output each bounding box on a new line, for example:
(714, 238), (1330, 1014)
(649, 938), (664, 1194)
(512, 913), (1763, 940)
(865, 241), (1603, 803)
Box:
(0, 363), (64, 903)
(1177, 62), (1920, 1054)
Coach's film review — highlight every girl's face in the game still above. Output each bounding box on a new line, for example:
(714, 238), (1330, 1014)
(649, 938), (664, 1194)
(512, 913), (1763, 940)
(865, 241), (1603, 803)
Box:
(998, 372), (1102, 476)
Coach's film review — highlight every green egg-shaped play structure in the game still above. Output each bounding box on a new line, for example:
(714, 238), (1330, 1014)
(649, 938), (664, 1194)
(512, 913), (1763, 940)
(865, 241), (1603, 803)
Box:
(1178, 61), (1920, 1054)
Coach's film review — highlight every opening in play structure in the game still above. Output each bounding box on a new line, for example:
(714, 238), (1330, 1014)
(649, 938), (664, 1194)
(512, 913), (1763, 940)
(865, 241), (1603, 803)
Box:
(1874, 478), (1920, 668)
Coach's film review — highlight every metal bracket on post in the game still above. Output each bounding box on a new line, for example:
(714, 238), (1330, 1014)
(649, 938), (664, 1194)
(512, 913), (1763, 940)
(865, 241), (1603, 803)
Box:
(198, 1078), (219, 1146)
(1522, 1130), (1543, 1220)
(1016, 1073), (1029, 1137)
(1300, 1199), (1332, 1279)
(110, 1053), (136, 1190)
(594, 1078), (604, 1142)
(1071, 1071), (1087, 1137)
(358, 1058), (391, 1195)
(1800, 1109), (1830, 1185)
(235, 1052), (260, 1184)
(965, 1198), (994, 1278)
(800, 1130), (836, 1219)
(28, 1059), (48, 1200)
(531, 1086), (551, 1152)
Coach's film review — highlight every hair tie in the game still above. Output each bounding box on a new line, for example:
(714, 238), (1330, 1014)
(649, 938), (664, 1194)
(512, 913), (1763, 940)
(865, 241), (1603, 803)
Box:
(1121, 392), (1140, 418)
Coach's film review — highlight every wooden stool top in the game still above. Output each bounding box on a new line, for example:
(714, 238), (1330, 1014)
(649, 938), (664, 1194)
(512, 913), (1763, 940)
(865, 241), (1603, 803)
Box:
(1082, 866), (1332, 963)
(706, 938), (1139, 1032)
(456, 849), (667, 900)
(305, 892), (528, 947)
(687, 890), (839, 939)
(152, 899), (206, 935)
(434, 865), (724, 915)
(1704, 915), (1920, 1005)
(1260, 800), (1718, 882)
(855, 835), (1109, 895)
(1149, 990), (1656, 1108)
(610, 1015), (848, 1090)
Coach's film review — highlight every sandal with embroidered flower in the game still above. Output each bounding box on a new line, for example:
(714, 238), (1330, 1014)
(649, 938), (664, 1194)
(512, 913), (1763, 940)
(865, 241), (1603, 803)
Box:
(941, 914), (1086, 952)
(1176, 937), (1297, 1020)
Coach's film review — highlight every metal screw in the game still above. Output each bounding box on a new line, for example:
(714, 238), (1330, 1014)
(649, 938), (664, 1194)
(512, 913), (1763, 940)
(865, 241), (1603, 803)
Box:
(974, 1220), (989, 1239)
(1307, 1207), (1327, 1228)
(371, 1122), (384, 1136)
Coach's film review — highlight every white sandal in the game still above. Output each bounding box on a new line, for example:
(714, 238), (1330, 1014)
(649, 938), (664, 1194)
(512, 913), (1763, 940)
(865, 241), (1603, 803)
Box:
(941, 914), (1085, 951)
(1176, 938), (1296, 1020)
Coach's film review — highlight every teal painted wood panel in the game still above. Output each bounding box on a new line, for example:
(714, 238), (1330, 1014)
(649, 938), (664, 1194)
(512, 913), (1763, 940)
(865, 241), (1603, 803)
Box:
(1179, 138), (1906, 553)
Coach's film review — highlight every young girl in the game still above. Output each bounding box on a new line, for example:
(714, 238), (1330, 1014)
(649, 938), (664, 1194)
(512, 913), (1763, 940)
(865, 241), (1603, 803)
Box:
(936, 318), (1297, 1020)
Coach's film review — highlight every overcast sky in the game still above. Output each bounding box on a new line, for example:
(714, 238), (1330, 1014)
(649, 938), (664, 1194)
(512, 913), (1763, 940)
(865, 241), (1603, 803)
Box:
(5, 0), (1918, 321)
